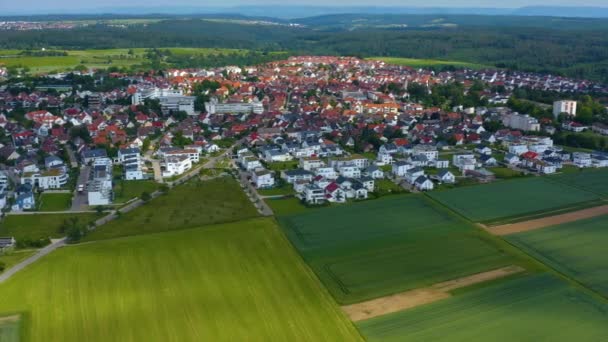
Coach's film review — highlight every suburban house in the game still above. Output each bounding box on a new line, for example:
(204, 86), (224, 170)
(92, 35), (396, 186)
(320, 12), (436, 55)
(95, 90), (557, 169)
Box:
(434, 170), (456, 184)
(252, 169), (275, 189)
(414, 176), (434, 191)
(0, 237), (16, 252)
(118, 148), (144, 180)
(572, 152), (593, 168)
(282, 169), (314, 183)
(162, 155), (192, 178)
(392, 161), (414, 177)
(364, 165), (384, 179)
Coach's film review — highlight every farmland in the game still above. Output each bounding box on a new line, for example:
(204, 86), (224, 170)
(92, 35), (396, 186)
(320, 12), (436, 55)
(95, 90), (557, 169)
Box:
(358, 274), (608, 342)
(0, 213), (97, 246)
(367, 57), (490, 69)
(0, 250), (36, 274)
(428, 177), (600, 224)
(0, 47), (246, 73)
(508, 214), (608, 297)
(84, 177), (258, 241)
(0, 218), (362, 341)
(552, 168), (608, 197)
(279, 195), (524, 304)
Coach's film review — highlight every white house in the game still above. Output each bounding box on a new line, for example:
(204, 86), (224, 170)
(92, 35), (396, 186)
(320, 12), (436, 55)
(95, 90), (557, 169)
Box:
(435, 170), (455, 184)
(392, 161), (413, 177)
(252, 169), (275, 189)
(435, 160), (449, 169)
(299, 158), (325, 171)
(572, 152), (593, 168)
(315, 167), (338, 180)
(508, 144), (528, 155)
(339, 166), (361, 178)
(364, 165), (384, 179)
(282, 169), (314, 184)
(414, 176), (434, 191)
(162, 155), (192, 178)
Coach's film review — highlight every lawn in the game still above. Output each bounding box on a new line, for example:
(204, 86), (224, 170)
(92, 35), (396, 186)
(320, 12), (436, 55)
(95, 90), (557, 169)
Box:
(368, 57), (490, 69)
(428, 177), (600, 224)
(0, 213), (98, 246)
(112, 180), (159, 204)
(265, 197), (308, 216)
(508, 214), (608, 297)
(487, 166), (527, 179)
(279, 195), (524, 304)
(38, 193), (72, 211)
(358, 273), (608, 342)
(0, 218), (362, 341)
(84, 177), (258, 241)
(551, 168), (608, 197)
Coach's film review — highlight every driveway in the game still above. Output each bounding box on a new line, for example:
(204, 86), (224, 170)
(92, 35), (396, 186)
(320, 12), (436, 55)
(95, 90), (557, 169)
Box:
(70, 166), (90, 211)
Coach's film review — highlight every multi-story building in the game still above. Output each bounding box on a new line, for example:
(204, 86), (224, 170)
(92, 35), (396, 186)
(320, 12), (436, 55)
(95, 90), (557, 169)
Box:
(88, 158), (113, 206)
(204, 98), (264, 115)
(502, 113), (540, 132)
(553, 100), (577, 118)
(162, 155), (192, 178)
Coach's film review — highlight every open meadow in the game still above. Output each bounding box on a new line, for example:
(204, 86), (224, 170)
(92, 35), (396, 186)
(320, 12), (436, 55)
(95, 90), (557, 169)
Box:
(0, 315), (20, 342)
(0, 218), (362, 341)
(0, 213), (97, 245)
(0, 47), (246, 73)
(551, 168), (608, 197)
(508, 214), (608, 297)
(112, 180), (159, 204)
(83, 177), (258, 241)
(279, 195), (526, 304)
(428, 177), (600, 224)
(367, 57), (490, 69)
(358, 273), (608, 341)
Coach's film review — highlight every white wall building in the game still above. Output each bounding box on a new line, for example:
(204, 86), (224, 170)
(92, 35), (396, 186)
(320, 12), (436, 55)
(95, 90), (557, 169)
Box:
(553, 100), (577, 118)
(502, 113), (540, 132)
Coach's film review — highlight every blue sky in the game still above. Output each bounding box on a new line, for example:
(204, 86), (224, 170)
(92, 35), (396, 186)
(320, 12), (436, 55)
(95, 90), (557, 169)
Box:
(3, 0), (607, 15)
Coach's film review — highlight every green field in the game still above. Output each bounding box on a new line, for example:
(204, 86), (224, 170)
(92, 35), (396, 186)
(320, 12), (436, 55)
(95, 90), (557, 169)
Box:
(265, 197), (308, 216)
(367, 57), (490, 69)
(38, 193), (72, 211)
(0, 218), (362, 341)
(0, 250), (36, 273)
(552, 168), (608, 197)
(358, 274), (608, 341)
(428, 177), (600, 224)
(279, 195), (523, 304)
(509, 214), (608, 297)
(112, 180), (159, 204)
(0, 213), (97, 245)
(84, 177), (258, 241)
(0, 47), (246, 74)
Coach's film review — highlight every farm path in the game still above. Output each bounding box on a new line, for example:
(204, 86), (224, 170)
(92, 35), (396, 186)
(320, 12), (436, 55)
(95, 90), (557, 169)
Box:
(488, 204), (608, 236)
(0, 238), (66, 284)
(342, 265), (524, 322)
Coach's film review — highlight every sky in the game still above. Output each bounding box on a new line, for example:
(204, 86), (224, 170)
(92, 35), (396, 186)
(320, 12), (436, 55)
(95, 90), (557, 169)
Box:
(2, 0), (607, 15)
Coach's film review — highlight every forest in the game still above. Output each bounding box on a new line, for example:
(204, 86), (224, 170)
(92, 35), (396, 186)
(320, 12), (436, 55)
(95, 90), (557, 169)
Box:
(1, 16), (608, 83)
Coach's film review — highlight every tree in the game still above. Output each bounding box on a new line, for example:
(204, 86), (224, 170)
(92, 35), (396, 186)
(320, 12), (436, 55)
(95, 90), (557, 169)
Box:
(0, 261), (5, 272)
(141, 191), (152, 202)
(95, 206), (105, 215)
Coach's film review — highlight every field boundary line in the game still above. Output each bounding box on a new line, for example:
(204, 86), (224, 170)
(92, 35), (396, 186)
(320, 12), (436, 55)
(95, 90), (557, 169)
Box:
(342, 265), (524, 321)
(487, 204), (608, 236)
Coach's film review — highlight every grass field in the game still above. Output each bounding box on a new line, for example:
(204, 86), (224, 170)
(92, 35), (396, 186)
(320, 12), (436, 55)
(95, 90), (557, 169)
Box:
(279, 195), (525, 304)
(367, 57), (490, 69)
(38, 193), (72, 211)
(0, 218), (362, 341)
(552, 168), (608, 197)
(0, 213), (98, 244)
(84, 177), (258, 241)
(0, 47), (246, 73)
(358, 273), (608, 341)
(508, 214), (608, 297)
(265, 197), (308, 216)
(0, 250), (36, 273)
(112, 180), (159, 204)
(428, 177), (600, 224)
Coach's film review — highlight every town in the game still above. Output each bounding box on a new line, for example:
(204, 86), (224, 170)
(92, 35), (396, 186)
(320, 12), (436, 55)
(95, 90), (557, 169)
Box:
(0, 55), (605, 215)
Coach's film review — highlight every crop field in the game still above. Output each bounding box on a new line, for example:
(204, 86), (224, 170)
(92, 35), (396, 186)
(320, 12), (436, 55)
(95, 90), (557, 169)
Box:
(0, 213), (97, 244)
(552, 168), (608, 197)
(0, 250), (36, 273)
(0, 47), (246, 73)
(358, 274), (608, 342)
(508, 214), (608, 297)
(0, 218), (362, 341)
(367, 57), (490, 69)
(84, 177), (258, 241)
(428, 177), (600, 224)
(38, 193), (72, 211)
(279, 195), (522, 304)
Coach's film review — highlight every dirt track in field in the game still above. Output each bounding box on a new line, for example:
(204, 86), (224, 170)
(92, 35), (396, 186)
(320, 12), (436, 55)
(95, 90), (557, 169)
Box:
(0, 315), (19, 323)
(488, 205), (608, 236)
(342, 265), (524, 321)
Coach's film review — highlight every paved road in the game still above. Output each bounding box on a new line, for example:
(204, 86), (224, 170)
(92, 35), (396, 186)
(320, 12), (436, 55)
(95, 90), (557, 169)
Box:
(237, 168), (274, 216)
(65, 145), (79, 168)
(71, 166), (90, 211)
(0, 238), (66, 283)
